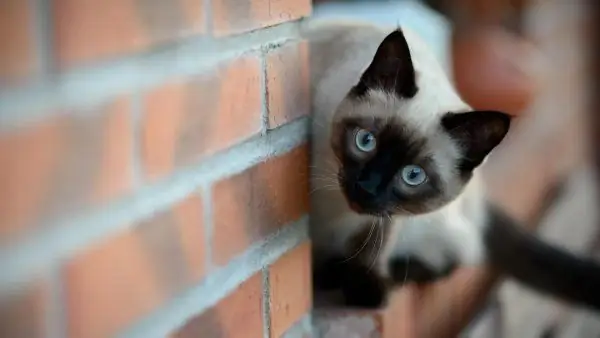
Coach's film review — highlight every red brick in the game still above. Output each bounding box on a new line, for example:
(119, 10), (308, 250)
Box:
(266, 41), (310, 128)
(0, 0), (36, 84)
(212, 0), (312, 36)
(142, 56), (262, 180)
(0, 98), (132, 243)
(53, 0), (204, 68)
(211, 145), (309, 266)
(269, 242), (312, 338)
(173, 273), (263, 338)
(92, 101), (134, 202)
(65, 195), (206, 338)
(0, 283), (46, 338)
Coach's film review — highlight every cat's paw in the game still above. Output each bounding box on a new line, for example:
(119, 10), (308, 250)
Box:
(340, 262), (389, 309)
(389, 255), (457, 285)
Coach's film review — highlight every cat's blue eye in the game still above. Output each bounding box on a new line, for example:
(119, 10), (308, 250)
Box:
(354, 129), (377, 152)
(400, 165), (427, 186)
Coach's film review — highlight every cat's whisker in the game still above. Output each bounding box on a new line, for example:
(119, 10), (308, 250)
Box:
(322, 161), (340, 175)
(309, 172), (336, 184)
(310, 165), (338, 177)
(309, 185), (339, 195)
(310, 176), (338, 185)
(393, 205), (412, 216)
(342, 219), (376, 263)
(366, 222), (380, 272)
(326, 157), (341, 168)
(309, 163), (337, 170)
(310, 184), (338, 191)
(368, 220), (385, 272)
(310, 176), (338, 184)
(310, 170), (338, 178)
(312, 119), (327, 130)
(310, 183), (339, 192)
(403, 251), (410, 286)
(310, 179), (337, 184)
(374, 223), (385, 271)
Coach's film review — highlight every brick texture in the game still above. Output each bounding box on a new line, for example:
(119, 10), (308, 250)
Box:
(266, 41), (310, 129)
(212, 0), (312, 36)
(211, 145), (309, 266)
(173, 273), (263, 338)
(142, 55), (262, 180)
(269, 242), (312, 338)
(3, 0), (313, 337)
(0, 284), (46, 338)
(65, 195), (205, 338)
(0, 0), (35, 84)
(53, 0), (204, 68)
(0, 98), (132, 243)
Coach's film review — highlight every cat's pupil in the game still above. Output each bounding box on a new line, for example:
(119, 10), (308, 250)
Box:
(408, 169), (419, 179)
(401, 165), (427, 186)
(354, 129), (377, 152)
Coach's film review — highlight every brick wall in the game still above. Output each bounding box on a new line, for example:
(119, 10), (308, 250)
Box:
(0, 1), (313, 337)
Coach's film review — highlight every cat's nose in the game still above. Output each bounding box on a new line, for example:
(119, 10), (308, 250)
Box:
(356, 175), (380, 196)
(356, 181), (375, 196)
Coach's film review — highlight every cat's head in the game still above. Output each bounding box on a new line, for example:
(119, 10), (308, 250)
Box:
(331, 28), (511, 216)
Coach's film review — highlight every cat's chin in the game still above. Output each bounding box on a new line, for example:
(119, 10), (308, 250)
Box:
(342, 197), (383, 214)
(347, 202), (387, 217)
(347, 201), (415, 218)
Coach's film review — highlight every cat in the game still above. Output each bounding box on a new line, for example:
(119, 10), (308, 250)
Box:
(303, 19), (600, 310)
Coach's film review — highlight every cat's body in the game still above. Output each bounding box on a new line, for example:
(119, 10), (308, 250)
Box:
(304, 19), (600, 309)
(307, 18), (489, 285)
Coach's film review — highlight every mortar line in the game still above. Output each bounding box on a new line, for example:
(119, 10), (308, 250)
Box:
(0, 23), (302, 130)
(259, 46), (272, 135)
(118, 217), (309, 338)
(262, 267), (272, 338)
(32, 0), (55, 79)
(0, 118), (308, 293)
(46, 266), (67, 338)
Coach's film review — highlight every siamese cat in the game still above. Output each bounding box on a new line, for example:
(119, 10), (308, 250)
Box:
(304, 20), (600, 310)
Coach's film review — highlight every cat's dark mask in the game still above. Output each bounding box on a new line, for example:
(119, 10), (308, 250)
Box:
(331, 28), (512, 216)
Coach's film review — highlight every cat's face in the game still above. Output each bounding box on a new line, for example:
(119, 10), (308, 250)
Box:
(330, 28), (511, 216)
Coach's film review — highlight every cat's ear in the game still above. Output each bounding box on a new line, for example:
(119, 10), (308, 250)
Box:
(352, 28), (418, 98)
(441, 111), (512, 171)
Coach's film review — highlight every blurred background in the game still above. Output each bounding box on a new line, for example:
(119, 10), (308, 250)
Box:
(0, 0), (597, 337)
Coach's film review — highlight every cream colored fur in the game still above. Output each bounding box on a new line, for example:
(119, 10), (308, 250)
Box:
(302, 19), (490, 277)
